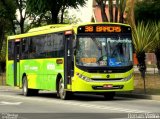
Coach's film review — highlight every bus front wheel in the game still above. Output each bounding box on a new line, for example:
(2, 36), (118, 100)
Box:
(22, 76), (31, 96)
(22, 76), (39, 96)
(57, 78), (72, 100)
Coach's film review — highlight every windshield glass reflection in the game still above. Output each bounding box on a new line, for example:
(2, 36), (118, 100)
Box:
(76, 36), (133, 67)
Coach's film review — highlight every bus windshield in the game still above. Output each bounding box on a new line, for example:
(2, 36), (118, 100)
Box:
(76, 35), (133, 67)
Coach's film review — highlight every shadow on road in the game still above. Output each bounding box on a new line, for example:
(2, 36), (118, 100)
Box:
(17, 91), (137, 102)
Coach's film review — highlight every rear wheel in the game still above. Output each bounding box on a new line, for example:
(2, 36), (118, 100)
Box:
(103, 92), (115, 100)
(57, 78), (72, 100)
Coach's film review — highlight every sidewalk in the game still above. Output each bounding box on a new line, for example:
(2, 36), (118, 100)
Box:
(116, 92), (160, 101)
(0, 85), (20, 91)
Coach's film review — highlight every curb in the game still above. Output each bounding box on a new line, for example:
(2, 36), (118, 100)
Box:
(116, 93), (160, 101)
(0, 86), (20, 91)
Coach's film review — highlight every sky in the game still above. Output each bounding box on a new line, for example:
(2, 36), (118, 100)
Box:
(68, 0), (93, 22)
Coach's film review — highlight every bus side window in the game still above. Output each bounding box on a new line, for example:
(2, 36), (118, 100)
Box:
(21, 38), (29, 59)
(28, 37), (36, 59)
(46, 33), (64, 58)
(8, 40), (14, 60)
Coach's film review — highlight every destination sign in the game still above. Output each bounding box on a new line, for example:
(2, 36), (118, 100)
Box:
(78, 24), (131, 34)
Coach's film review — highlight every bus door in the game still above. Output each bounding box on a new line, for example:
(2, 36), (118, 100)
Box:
(64, 31), (74, 89)
(13, 39), (20, 86)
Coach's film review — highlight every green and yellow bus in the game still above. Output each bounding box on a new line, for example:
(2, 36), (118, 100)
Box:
(6, 23), (134, 99)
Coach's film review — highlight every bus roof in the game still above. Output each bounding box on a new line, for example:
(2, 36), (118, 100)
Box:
(7, 22), (130, 40)
(8, 25), (73, 40)
(73, 22), (130, 27)
(28, 24), (70, 33)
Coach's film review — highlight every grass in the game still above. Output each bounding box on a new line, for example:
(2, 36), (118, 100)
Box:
(134, 73), (160, 95)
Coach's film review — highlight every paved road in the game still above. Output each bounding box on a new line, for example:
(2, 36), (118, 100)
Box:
(0, 87), (160, 119)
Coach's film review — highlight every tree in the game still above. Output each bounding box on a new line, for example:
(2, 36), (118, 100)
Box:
(96, 0), (108, 22)
(134, 0), (160, 74)
(119, 0), (126, 23)
(95, 0), (127, 23)
(126, 0), (135, 26)
(153, 22), (160, 74)
(0, 39), (6, 72)
(15, 0), (28, 33)
(27, 0), (86, 24)
(134, 0), (160, 23)
(0, 0), (16, 52)
(60, 10), (82, 24)
(132, 22), (158, 93)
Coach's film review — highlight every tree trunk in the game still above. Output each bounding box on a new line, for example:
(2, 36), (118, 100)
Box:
(20, 18), (24, 33)
(119, 0), (123, 23)
(137, 51), (146, 77)
(60, 6), (65, 23)
(136, 51), (147, 94)
(115, 0), (119, 22)
(119, 12), (124, 23)
(109, 0), (113, 22)
(100, 1), (108, 22)
(95, 0), (108, 22)
(51, 9), (59, 24)
(130, 0), (135, 26)
(155, 49), (160, 75)
(119, 0), (126, 23)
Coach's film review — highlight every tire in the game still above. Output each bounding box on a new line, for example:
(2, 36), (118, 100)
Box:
(57, 78), (72, 100)
(22, 76), (31, 96)
(22, 76), (39, 96)
(103, 92), (115, 100)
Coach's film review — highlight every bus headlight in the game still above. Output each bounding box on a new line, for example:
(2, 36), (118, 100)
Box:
(122, 74), (133, 81)
(76, 73), (93, 82)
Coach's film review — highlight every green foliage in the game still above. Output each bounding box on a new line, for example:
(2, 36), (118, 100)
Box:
(0, 0), (16, 20)
(0, 0), (16, 55)
(135, 0), (160, 23)
(154, 22), (160, 51)
(132, 22), (157, 53)
(131, 21), (158, 92)
(132, 22), (158, 80)
(153, 22), (160, 73)
(27, 0), (86, 24)
(60, 10), (82, 24)
(0, 39), (6, 62)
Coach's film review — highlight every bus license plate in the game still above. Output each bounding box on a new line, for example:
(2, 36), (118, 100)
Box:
(103, 84), (113, 88)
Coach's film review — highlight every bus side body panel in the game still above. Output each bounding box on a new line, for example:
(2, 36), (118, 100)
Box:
(19, 58), (64, 91)
(6, 61), (14, 86)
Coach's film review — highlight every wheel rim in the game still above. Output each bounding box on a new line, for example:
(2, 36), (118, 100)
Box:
(59, 79), (65, 99)
(23, 78), (27, 95)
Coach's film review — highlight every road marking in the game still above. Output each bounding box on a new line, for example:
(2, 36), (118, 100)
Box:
(0, 94), (152, 113)
(0, 101), (22, 105)
(63, 101), (149, 113)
